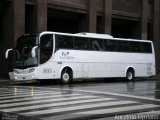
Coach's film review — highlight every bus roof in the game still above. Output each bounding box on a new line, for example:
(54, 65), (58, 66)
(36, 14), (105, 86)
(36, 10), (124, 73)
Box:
(40, 31), (153, 43)
(76, 32), (113, 38)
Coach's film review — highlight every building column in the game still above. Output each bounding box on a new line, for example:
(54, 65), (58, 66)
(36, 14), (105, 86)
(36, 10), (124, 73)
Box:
(103, 0), (112, 35)
(141, 0), (148, 40)
(3, 0), (25, 47)
(2, 0), (25, 75)
(88, 0), (97, 33)
(36, 0), (47, 32)
(14, 0), (25, 46)
(153, 0), (160, 74)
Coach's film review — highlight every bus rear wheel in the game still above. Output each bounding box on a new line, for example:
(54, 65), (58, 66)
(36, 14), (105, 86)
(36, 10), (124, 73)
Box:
(126, 69), (134, 81)
(61, 68), (73, 84)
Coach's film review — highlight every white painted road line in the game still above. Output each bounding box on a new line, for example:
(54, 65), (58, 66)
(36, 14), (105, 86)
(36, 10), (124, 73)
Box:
(75, 104), (159, 114)
(25, 86), (160, 102)
(139, 110), (160, 114)
(0, 91), (64, 99)
(22, 100), (138, 116)
(61, 88), (160, 102)
(2, 98), (115, 112)
(45, 104), (159, 120)
(0, 93), (80, 104)
(0, 95), (97, 108)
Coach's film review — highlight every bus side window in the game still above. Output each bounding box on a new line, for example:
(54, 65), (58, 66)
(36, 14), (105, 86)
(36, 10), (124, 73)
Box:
(74, 37), (89, 50)
(130, 42), (139, 53)
(91, 39), (103, 51)
(119, 41), (130, 52)
(110, 40), (117, 51)
(58, 35), (73, 49)
(144, 43), (152, 53)
(40, 34), (53, 64)
(104, 39), (113, 52)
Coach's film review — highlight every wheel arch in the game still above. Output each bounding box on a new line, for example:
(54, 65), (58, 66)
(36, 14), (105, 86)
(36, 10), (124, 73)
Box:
(60, 66), (74, 78)
(125, 66), (135, 77)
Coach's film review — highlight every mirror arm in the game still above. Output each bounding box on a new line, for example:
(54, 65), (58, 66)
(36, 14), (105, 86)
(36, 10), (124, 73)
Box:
(5, 49), (13, 59)
(31, 46), (38, 58)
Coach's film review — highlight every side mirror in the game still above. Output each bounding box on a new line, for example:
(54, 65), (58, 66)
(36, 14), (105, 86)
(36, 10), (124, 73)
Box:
(31, 46), (38, 58)
(5, 49), (13, 59)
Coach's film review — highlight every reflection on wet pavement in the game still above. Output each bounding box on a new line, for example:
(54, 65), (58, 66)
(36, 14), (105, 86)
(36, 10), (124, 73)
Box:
(0, 78), (160, 120)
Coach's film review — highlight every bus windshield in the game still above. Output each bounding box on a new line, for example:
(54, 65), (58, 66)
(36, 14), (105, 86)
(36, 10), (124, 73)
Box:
(14, 34), (38, 69)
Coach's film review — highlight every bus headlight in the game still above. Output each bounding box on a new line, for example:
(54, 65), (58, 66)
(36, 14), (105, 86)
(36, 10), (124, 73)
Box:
(29, 68), (35, 73)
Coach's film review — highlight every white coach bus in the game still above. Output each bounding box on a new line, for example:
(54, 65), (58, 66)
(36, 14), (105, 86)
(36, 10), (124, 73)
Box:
(5, 31), (155, 83)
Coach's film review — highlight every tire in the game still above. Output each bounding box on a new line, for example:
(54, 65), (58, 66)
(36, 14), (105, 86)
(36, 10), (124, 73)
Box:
(61, 69), (72, 84)
(126, 69), (134, 81)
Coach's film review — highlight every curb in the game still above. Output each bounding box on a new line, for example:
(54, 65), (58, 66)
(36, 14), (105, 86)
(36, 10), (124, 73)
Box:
(0, 78), (11, 84)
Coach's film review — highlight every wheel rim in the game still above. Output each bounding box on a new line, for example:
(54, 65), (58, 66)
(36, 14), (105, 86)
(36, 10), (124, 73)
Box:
(127, 72), (133, 80)
(62, 73), (70, 83)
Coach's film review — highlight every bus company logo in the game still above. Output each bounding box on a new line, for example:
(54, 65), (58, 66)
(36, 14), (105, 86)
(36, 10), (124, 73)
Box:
(60, 52), (74, 59)
(62, 52), (69, 56)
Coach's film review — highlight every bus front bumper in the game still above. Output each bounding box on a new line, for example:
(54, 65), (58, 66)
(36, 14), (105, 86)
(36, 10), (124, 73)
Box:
(9, 72), (37, 81)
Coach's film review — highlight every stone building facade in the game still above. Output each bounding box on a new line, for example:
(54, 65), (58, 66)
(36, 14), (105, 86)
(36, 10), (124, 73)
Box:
(0, 0), (160, 77)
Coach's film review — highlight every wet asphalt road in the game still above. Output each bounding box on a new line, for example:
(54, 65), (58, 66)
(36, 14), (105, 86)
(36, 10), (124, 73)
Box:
(0, 77), (160, 120)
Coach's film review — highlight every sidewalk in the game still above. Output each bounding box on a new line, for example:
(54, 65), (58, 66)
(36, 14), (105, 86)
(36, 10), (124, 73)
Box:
(0, 77), (37, 85)
(0, 77), (11, 84)
(150, 74), (160, 80)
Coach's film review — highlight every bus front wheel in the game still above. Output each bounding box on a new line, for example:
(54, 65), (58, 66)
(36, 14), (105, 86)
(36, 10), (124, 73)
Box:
(126, 69), (134, 81)
(61, 68), (73, 84)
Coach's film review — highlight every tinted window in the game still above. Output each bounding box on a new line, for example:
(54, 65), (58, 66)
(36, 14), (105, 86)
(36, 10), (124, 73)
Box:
(14, 35), (38, 69)
(55, 34), (152, 53)
(90, 38), (103, 51)
(104, 40), (117, 51)
(129, 41), (140, 52)
(129, 41), (152, 53)
(119, 41), (130, 52)
(74, 37), (89, 50)
(104, 39), (152, 53)
(40, 34), (53, 64)
(141, 42), (152, 53)
(57, 35), (74, 49)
